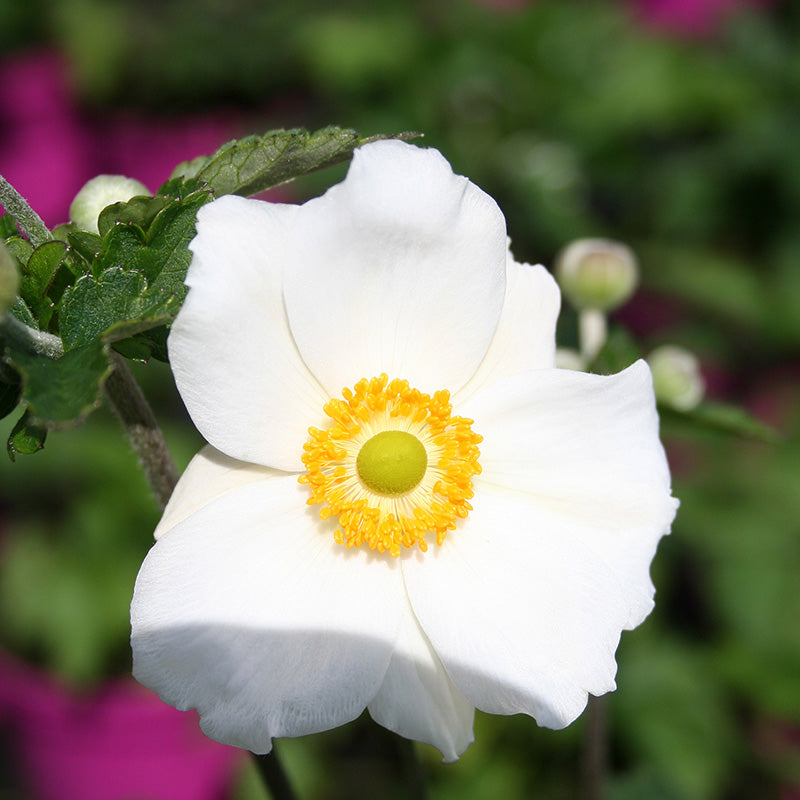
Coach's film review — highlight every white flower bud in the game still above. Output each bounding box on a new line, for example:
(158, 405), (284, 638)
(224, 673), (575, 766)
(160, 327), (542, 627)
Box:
(555, 238), (639, 312)
(69, 175), (150, 235)
(0, 240), (20, 315)
(648, 345), (705, 411)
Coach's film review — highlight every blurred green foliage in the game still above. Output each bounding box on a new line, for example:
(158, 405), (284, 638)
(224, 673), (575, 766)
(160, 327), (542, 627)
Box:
(2, 1), (800, 799)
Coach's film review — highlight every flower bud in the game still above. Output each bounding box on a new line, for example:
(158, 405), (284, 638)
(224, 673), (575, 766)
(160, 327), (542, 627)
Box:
(648, 345), (705, 411)
(69, 175), (150, 235)
(0, 240), (20, 315)
(554, 238), (639, 312)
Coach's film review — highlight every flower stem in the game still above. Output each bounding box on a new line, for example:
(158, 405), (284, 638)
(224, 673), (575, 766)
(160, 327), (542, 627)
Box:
(394, 736), (430, 800)
(578, 309), (608, 365)
(254, 749), (300, 800)
(580, 695), (608, 800)
(0, 313), (64, 359)
(103, 352), (179, 512)
(0, 174), (53, 247)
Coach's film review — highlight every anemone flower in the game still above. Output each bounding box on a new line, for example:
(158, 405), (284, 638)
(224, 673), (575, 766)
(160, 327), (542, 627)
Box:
(131, 141), (677, 761)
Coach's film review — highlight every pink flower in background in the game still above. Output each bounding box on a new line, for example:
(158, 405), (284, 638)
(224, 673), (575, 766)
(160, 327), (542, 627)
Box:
(0, 51), (90, 227)
(0, 654), (244, 800)
(0, 49), (236, 228)
(632, 0), (775, 36)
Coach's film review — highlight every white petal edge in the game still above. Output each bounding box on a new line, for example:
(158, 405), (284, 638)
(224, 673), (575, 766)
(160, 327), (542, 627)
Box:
(282, 141), (508, 397)
(367, 601), (475, 762)
(169, 195), (329, 471)
(155, 444), (285, 540)
(459, 360), (678, 626)
(455, 253), (560, 405)
(132, 476), (406, 753)
(403, 484), (657, 729)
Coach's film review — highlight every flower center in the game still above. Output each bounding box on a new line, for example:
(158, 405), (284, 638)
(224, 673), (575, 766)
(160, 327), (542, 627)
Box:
(299, 374), (482, 557)
(356, 430), (428, 495)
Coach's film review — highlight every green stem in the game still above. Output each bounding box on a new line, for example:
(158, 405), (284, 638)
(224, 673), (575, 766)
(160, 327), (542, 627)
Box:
(103, 352), (179, 511)
(3, 174), (299, 798)
(394, 737), (430, 800)
(0, 313), (64, 359)
(0, 175), (53, 247)
(254, 749), (300, 800)
(580, 696), (608, 800)
(578, 308), (608, 365)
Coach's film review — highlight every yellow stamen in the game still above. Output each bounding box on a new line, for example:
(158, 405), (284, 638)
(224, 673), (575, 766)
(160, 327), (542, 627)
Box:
(299, 374), (482, 557)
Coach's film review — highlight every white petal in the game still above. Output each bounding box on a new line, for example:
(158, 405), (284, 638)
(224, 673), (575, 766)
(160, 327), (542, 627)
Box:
(169, 195), (328, 471)
(132, 476), (406, 753)
(368, 603), (475, 762)
(455, 254), (560, 404)
(283, 141), (507, 397)
(155, 445), (284, 540)
(404, 486), (635, 730)
(460, 361), (678, 624)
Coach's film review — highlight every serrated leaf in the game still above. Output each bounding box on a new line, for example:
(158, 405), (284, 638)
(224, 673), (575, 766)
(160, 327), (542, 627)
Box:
(8, 296), (37, 328)
(98, 222), (147, 276)
(7, 409), (47, 460)
(660, 402), (779, 443)
(59, 267), (179, 351)
(4, 235), (33, 268)
(139, 190), (209, 287)
(67, 230), (103, 266)
(97, 194), (170, 239)
(157, 175), (211, 200)
(195, 126), (419, 197)
(7, 338), (111, 428)
(167, 156), (214, 184)
(0, 213), (19, 238)
(20, 240), (70, 328)
(113, 325), (169, 362)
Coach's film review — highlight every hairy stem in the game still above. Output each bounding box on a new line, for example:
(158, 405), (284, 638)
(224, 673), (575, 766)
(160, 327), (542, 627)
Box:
(0, 175), (54, 247)
(103, 352), (179, 511)
(0, 313), (64, 359)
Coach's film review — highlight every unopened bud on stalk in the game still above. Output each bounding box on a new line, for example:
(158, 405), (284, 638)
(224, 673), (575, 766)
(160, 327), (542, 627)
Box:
(648, 345), (705, 411)
(555, 238), (639, 312)
(0, 240), (20, 315)
(70, 175), (150, 235)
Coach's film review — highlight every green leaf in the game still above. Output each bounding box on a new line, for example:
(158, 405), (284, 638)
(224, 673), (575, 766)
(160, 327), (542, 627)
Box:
(194, 126), (420, 197)
(67, 230), (103, 266)
(660, 401), (779, 443)
(0, 362), (22, 419)
(0, 213), (19, 238)
(138, 189), (209, 287)
(7, 409), (47, 460)
(8, 296), (37, 328)
(59, 267), (177, 350)
(59, 190), (209, 355)
(97, 194), (170, 239)
(7, 339), (112, 428)
(3, 235), (33, 268)
(20, 240), (71, 328)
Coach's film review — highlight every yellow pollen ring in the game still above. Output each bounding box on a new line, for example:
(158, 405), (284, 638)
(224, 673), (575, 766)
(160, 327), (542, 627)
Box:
(298, 374), (482, 557)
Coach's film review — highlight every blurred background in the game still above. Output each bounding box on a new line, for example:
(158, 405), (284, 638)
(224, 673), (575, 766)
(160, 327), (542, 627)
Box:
(1, 0), (799, 798)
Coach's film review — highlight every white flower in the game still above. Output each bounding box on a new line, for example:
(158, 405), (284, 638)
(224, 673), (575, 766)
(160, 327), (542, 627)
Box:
(130, 141), (678, 761)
